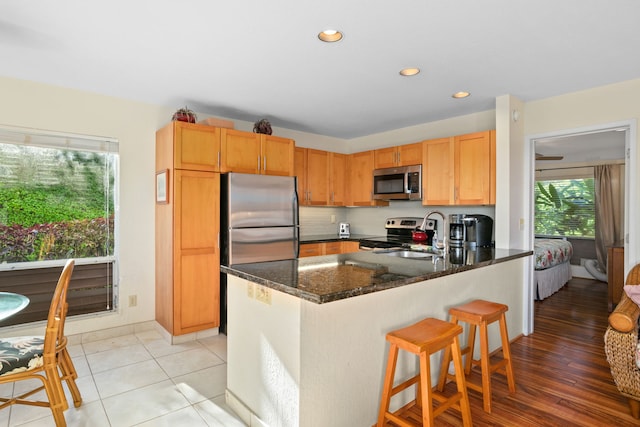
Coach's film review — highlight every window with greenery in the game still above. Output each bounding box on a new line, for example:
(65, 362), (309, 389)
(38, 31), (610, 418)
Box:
(0, 126), (118, 327)
(534, 177), (595, 237)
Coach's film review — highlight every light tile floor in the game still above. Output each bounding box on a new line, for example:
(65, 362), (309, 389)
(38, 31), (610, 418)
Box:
(0, 330), (246, 426)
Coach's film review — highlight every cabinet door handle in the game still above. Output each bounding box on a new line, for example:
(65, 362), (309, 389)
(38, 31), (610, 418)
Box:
(217, 151), (221, 168)
(309, 191), (312, 202)
(397, 151), (401, 165)
(263, 156), (267, 171)
(257, 156), (261, 171)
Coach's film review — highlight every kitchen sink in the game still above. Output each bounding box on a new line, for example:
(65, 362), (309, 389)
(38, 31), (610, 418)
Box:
(376, 250), (433, 259)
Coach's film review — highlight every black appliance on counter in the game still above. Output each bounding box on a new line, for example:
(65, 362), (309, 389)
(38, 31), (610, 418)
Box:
(462, 214), (493, 248)
(359, 217), (437, 250)
(448, 213), (466, 248)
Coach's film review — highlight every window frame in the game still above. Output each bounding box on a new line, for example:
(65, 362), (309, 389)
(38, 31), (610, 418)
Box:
(0, 125), (119, 325)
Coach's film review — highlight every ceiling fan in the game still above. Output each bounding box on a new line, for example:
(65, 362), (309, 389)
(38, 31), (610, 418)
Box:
(535, 152), (564, 161)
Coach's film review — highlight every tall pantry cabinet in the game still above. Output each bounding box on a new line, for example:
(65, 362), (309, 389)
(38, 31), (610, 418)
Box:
(156, 121), (220, 337)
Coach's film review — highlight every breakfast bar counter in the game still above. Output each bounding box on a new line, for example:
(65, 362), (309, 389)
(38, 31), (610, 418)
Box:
(222, 247), (531, 304)
(223, 248), (532, 427)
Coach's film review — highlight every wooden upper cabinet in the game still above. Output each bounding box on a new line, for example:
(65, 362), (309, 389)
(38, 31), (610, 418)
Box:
(374, 142), (423, 169)
(349, 150), (388, 207)
(261, 134), (295, 176)
(295, 148), (346, 206)
(294, 147), (307, 202)
(490, 130), (496, 205)
(454, 130), (493, 205)
(422, 131), (495, 206)
(220, 129), (294, 176)
(374, 146), (399, 169)
(157, 121), (220, 172)
(220, 129), (261, 174)
(422, 137), (454, 205)
(306, 148), (329, 206)
(329, 152), (347, 206)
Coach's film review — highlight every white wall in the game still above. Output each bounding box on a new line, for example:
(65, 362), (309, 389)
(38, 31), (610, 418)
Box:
(3, 72), (640, 337)
(524, 78), (640, 274)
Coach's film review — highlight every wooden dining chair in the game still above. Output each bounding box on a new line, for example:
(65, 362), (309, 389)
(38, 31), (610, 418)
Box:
(0, 259), (80, 426)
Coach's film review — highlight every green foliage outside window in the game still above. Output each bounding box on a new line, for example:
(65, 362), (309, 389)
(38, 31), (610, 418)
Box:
(534, 178), (595, 237)
(0, 144), (115, 262)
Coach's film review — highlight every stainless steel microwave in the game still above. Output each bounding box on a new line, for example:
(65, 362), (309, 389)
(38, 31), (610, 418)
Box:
(372, 165), (422, 200)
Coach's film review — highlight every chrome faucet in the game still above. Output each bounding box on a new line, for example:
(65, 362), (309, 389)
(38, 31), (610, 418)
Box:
(420, 210), (448, 253)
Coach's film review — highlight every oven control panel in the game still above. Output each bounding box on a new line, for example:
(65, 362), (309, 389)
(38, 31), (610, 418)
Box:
(385, 217), (436, 231)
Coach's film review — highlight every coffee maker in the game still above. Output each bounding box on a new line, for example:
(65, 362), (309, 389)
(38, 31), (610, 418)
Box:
(463, 214), (493, 248)
(448, 214), (466, 248)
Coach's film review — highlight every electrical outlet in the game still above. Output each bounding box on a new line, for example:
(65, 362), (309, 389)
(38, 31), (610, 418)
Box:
(330, 214), (336, 224)
(255, 285), (271, 305)
(247, 282), (254, 298)
(128, 295), (137, 307)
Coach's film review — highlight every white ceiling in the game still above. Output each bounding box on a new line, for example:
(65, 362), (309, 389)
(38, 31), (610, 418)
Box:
(1, 1), (640, 141)
(535, 129), (627, 165)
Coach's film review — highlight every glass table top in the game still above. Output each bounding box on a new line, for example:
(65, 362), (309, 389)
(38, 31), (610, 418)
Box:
(0, 292), (30, 321)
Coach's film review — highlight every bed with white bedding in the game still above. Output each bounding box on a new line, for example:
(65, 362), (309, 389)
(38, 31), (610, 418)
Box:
(534, 238), (573, 300)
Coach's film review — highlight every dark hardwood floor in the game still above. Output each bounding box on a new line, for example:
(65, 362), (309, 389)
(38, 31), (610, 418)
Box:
(403, 277), (638, 426)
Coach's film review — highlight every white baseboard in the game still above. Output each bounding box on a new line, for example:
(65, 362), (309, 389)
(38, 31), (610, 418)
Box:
(226, 389), (269, 427)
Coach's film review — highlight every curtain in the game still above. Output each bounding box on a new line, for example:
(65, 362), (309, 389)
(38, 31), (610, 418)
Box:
(594, 164), (623, 273)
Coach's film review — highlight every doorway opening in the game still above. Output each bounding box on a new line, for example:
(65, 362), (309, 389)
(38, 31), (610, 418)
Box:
(525, 120), (636, 333)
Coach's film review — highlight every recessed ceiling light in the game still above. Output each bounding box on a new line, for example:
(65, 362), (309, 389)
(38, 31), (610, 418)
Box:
(399, 68), (420, 76)
(318, 29), (343, 43)
(452, 91), (470, 99)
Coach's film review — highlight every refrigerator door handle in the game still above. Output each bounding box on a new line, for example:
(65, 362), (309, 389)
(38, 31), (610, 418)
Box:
(293, 183), (299, 226)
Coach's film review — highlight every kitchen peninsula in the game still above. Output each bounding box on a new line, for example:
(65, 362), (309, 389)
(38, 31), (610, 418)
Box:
(222, 248), (531, 427)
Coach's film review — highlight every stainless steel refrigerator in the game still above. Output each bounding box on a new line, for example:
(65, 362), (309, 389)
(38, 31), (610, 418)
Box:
(220, 172), (299, 332)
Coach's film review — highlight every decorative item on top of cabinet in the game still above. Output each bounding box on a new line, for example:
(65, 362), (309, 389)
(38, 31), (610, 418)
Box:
(220, 128), (294, 176)
(172, 106), (197, 123)
(348, 150), (389, 207)
(155, 124), (220, 337)
(421, 130), (495, 206)
(374, 142), (423, 169)
(253, 119), (273, 135)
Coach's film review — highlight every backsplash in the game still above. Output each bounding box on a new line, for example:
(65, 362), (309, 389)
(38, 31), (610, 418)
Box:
(300, 202), (496, 238)
(299, 207), (348, 236)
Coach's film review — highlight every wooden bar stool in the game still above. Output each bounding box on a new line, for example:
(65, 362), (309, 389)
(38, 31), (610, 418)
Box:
(377, 317), (472, 427)
(437, 299), (516, 413)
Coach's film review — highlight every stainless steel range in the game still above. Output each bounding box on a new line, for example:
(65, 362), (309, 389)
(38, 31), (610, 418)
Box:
(359, 217), (437, 250)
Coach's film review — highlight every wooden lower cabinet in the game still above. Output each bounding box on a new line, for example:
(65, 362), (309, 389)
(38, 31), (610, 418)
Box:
(299, 241), (362, 257)
(608, 246), (625, 312)
(340, 241), (361, 253)
(299, 243), (324, 257)
(156, 169), (220, 336)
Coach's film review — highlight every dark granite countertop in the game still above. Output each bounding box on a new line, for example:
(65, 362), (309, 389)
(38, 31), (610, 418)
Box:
(300, 234), (376, 243)
(222, 248), (533, 304)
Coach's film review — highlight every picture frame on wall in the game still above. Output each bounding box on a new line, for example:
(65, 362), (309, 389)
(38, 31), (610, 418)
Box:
(156, 169), (169, 204)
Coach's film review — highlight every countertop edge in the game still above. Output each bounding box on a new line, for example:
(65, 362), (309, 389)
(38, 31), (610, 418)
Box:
(222, 250), (533, 304)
